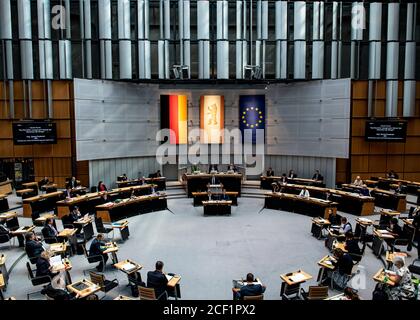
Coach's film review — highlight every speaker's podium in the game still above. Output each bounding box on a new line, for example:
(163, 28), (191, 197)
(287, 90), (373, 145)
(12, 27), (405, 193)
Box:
(208, 184), (223, 194)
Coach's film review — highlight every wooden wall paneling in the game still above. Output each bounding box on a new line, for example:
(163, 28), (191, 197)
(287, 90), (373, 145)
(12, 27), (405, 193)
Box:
(369, 142), (387, 154)
(32, 144), (53, 157)
(52, 101), (71, 119)
(56, 120), (71, 138)
(407, 118), (420, 136)
(374, 81), (386, 99)
(52, 139), (72, 157)
(368, 155), (387, 173)
(373, 100), (385, 117)
(404, 137), (420, 154)
(351, 155), (369, 172)
(351, 119), (365, 136)
(0, 140), (14, 157)
(352, 81), (368, 99)
(0, 101), (9, 119)
(351, 137), (370, 154)
(387, 142), (405, 154)
(352, 100), (368, 117)
(403, 173), (420, 181)
(34, 158), (53, 177)
(13, 82), (24, 100)
(13, 144), (33, 157)
(13, 101), (26, 119)
(404, 156), (420, 172)
(0, 121), (12, 138)
(31, 81), (45, 100)
(52, 81), (70, 100)
(53, 176), (67, 188)
(386, 155), (404, 173)
(53, 158), (72, 177)
(31, 100), (47, 119)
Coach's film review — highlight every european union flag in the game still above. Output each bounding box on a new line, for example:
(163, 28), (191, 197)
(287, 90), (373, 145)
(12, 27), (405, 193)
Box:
(239, 95), (265, 144)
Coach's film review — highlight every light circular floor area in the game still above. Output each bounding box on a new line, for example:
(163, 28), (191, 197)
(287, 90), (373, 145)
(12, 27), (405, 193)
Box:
(5, 197), (407, 300)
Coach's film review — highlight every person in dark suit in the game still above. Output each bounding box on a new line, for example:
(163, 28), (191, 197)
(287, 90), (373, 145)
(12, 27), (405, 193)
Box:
(345, 232), (362, 262)
(0, 222), (24, 247)
(227, 164), (237, 172)
(67, 177), (78, 189)
(69, 206), (82, 223)
(234, 273), (266, 300)
(147, 261), (169, 300)
(413, 209), (420, 258)
(38, 176), (50, 188)
(42, 218), (61, 243)
(120, 174), (128, 181)
(321, 249), (354, 286)
(155, 170), (162, 178)
(394, 182), (406, 194)
(266, 168), (274, 177)
(36, 251), (58, 279)
(288, 170), (297, 179)
(327, 210), (342, 226)
(279, 173), (288, 184)
(25, 232), (44, 261)
(387, 170), (399, 179)
(65, 186), (72, 199)
(208, 164), (219, 173)
(89, 234), (109, 271)
(389, 218), (404, 239)
(312, 170), (324, 181)
(360, 185), (370, 196)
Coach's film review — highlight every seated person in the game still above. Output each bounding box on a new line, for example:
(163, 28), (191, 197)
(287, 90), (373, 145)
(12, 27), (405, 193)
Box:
(385, 256), (415, 300)
(266, 167), (274, 177)
(147, 261), (173, 300)
(394, 182), (406, 194)
(340, 217), (353, 234)
(353, 176), (363, 186)
(322, 249), (354, 288)
(89, 234), (109, 271)
(208, 164), (219, 173)
(218, 189), (230, 201)
(67, 176), (79, 189)
(233, 273), (266, 300)
(271, 182), (280, 193)
(345, 232), (362, 262)
(343, 287), (360, 300)
(328, 210), (342, 226)
(387, 170), (399, 179)
(97, 181), (107, 192)
(299, 187), (310, 198)
(0, 221), (24, 247)
(155, 170), (162, 178)
(312, 170), (324, 182)
(65, 186), (72, 199)
(360, 185), (370, 196)
(227, 164), (238, 173)
(69, 206), (82, 223)
(288, 170), (297, 179)
(121, 173), (128, 181)
(41, 218), (62, 243)
(38, 176), (50, 188)
(388, 218), (404, 239)
(25, 232), (44, 262)
(36, 251), (59, 280)
(279, 173), (288, 184)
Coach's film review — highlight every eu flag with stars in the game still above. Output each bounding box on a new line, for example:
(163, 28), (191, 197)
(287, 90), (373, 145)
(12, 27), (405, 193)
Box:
(239, 95), (265, 144)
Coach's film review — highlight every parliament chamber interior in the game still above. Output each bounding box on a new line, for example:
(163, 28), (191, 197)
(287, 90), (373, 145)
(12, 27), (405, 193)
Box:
(0, 0), (420, 303)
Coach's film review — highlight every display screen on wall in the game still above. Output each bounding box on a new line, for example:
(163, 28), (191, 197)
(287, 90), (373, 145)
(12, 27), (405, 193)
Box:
(200, 95), (224, 144)
(12, 122), (57, 145)
(239, 95), (266, 144)
(160, 95), (188, 144)
(365, 120), (407, 142)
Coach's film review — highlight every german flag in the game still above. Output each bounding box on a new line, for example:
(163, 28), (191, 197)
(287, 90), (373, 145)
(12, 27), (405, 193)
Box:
(161, 95), (188, 144)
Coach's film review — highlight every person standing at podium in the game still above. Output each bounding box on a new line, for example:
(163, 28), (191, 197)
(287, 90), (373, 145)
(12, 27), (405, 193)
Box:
(210, 174), (219, 185)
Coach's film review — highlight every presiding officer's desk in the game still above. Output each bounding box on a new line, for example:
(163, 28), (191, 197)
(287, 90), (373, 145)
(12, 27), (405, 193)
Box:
(96, 194), (168, 222)
(183, 173), (242, 197)
(272, 184), (375, 216)
(116, 177), (166, 191)
(202, 200), (232, 216)
(192, 191), (238, 206)
(260, 176), (325, 189)
(265, 192), (338, 218)
(0, 194), (9, 213)
(377, 177), (420, 195)
(22, 191), (65, 218)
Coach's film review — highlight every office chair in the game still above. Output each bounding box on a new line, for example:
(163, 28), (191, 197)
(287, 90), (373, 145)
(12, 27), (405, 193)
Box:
(0, 233), (12, 249)
(94, 217), (114, 240)
(350, 241), (367, 264)
(5, 217), (19, 231)
(408, 259), (420, 278)
(243, 294), (264, 300)
(81, 244), (105, 275)
(89, 271), (119, 299)
(300, 286), (329, 300)
(26, 262), (52, 300)
(138, 286), (167, 300)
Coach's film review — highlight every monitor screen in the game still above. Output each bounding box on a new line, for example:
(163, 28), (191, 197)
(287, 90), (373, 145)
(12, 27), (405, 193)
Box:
(365, 120), (407, 142)
(12, 121), (57, 145)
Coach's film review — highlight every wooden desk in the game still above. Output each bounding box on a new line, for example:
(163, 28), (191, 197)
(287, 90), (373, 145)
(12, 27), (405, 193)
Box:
(96, 194), (168, 223)
(56, 192), (107, 218)
(111, 220), (130, 241)
(385, 251), (408, 269)
(48, 243), (67, 256)
(41, 183), (58, 193)
(183, 173), (243, 197)
(265, 192), (337, 218)
(370, 188), (407, 212)
(333, 241), (348, 253)
(116, 177), (167, 191)
(34, 213), (57, 227)
(378, 177), (420, 195)
(0, 181), (13, 195)
(22, 181), (39, 192)
(280, 270), (312, 298)
(311, 218), (330, 239)
(58, 228), (77, 238)
(202, 200), (232, 216)
(261, 176), (325, 189)
(192, 191), (238, 206)
(103, 242), (119, 264)
(379, 209), (401, 225)
(355, 217), (373, 239)
(0, 274), (4, 299)
(13, 225), (36, 235)
(114, 259), (143, 275)
(372, 229), (395, 259)
(0, 194), (9, 213)
(70, 186), (88, 197)
(0, 211), (19, 231)
(22, 191), (64, 218)
(16, 188), (37, 199)
(67, 279), (101, 299)
(317, 255), (336, 284)
(51, 258), (72, 273)
(373, 269), (395, 286)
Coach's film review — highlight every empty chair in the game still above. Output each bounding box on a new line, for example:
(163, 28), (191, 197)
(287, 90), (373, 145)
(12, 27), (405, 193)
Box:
(89, 272), (119, 299)
(138, 286), (167, 300)
(408, 259), (420, 278)
(0, 233), (11, 249)
(26, 262), (52, 300)
(300, 286), (329, 300)
(95, 217), (114, 240)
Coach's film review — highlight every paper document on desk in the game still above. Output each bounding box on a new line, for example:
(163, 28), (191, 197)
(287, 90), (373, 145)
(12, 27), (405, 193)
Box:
(122, 262), (136, 272)
(50, 255), (62, 266)
(290, 273), (306, 282)
(166, 275), (173, 282)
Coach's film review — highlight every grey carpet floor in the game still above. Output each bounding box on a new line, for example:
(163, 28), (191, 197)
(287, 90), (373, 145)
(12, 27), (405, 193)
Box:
(1, 196), (417, 300)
